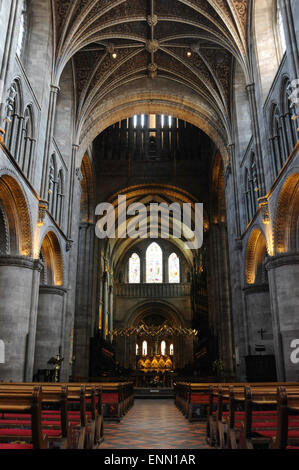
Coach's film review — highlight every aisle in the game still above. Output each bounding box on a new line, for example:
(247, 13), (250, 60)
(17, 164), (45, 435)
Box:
(99, 399), (212, 449)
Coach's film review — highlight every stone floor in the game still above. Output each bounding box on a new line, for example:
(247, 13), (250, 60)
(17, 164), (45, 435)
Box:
(99, 399), (212, 449)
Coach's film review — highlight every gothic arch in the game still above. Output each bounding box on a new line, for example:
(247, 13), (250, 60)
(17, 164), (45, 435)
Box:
(245, 228), (268, 285)
(76, 79), (229, 165)
(127, 300), (184, 329)
(274, 173), (299, 254)
(3, 79), (23, 154)
(39, 231), (64, 286)
(0, 173), (32, 256)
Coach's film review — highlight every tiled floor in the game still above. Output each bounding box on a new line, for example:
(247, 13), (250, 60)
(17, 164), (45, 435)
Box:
(99, 399), (212, 449)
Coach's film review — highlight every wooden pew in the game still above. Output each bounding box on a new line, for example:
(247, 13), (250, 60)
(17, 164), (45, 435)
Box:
(0, 386), (48, 449)
(0, 383), (94, 449)
(204, 382), (299, 449)
(239, 385), (299, 449)
(68, 379), (134, 422)
(270, 387), (299, 449)
(0, 382), (104, 448)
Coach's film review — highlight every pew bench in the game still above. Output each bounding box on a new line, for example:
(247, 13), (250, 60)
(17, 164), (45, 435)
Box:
(0, 387), (48, 449)
(0, 383), (103, 449)
(239, 386), (299, 450)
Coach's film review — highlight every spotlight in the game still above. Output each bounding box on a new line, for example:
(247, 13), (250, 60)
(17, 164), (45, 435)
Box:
(186, 50), (192, 58)
(112, 52), (117, 59)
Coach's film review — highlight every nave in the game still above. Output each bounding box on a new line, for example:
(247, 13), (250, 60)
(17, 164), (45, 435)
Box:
(100, 399), (210, 450)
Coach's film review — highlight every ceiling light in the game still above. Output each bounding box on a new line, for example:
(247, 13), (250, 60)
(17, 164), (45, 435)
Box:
(186, 50), (192, 58)
(112, 52), (117, 59)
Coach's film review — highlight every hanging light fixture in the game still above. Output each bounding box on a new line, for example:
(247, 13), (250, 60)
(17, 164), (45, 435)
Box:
(109, 322), (198, 338)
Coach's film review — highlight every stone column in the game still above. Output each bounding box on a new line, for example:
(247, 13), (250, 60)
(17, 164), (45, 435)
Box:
(280, 0), (299, 78)
(108, 284), (114, 342)
(0, 256), (39, 381)
(266, 253), (299, 381)
(224, 160), (247, 380)
(41, 85), (60, 199)
(72, 223), (95, 377)
(60, 164), (82, 381)
(102, 272), (108, 341)
(24, 259), (44, 381)
(246, 84), (266, 197)
(33, 286), (67, 375)
(0, 0), (18, 119)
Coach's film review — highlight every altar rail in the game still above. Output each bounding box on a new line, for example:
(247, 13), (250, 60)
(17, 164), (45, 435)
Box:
(115, 283), (191, 298)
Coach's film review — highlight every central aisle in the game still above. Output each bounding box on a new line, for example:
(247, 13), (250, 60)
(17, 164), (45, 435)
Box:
(99, 399), (212, 449)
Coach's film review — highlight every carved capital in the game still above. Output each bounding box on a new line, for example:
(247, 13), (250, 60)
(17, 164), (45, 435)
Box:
(66, 239), (73, 252)
(38, 200), (48, 226)
(258, 196), (270, 225)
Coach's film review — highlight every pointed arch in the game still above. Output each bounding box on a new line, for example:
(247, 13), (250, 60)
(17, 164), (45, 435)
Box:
(245, 229), (268, 285)
(3, 79), (23, 156)
(168, 252), (180, 283)
(40, 231), (64, 286)
(146, 242), (163, 284)
(274, 173), (299, 254)
(0, 174), (32, 256)
(19, 104), (35, 179)
(129, 252), (140, 284)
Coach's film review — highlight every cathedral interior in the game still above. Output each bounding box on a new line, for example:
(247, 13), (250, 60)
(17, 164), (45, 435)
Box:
(0, 1), (299, 449)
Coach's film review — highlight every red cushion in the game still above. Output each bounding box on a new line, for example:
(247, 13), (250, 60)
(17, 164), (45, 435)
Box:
(0, 443), (33, 449)
(0, 429), (31, 436)
(2, 414), (31, 419)
(0, 420), (31, 425)
(0, 428), (61, 438)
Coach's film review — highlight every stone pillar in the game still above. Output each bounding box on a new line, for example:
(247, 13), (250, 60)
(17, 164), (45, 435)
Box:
(102, 272), (108, 341)
(224, 160), (247, 380)
(246, 84), (266, 197)
(108, 284), (114, 342)
(280, 0), (299, 78)
(0, 0), (19, 119)
(24, 259), (44, 381)
(73, 222), (96, 377)
(0, 256), (40, 381)
(266, 254), (299, 381)
(41, 85), (60, 199)
(34, 286), (67, 374)
(60, 163), (82, 381)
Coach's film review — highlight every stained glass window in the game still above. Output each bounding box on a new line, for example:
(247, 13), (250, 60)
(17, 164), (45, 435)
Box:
(142, 341), (147, 356)
(146, 242), (163, 283)
(136, 344), (139, 356)
(129, 253), (140, 283)
(168, 253), (180, 283)
(170, 344), (174, 356)
(161, 341), (166, 356)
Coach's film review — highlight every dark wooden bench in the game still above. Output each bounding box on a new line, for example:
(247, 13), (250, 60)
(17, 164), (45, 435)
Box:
(0, 383), (103, 449)
(239, 385), (299, 449)
(0, 386), (48, 449)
